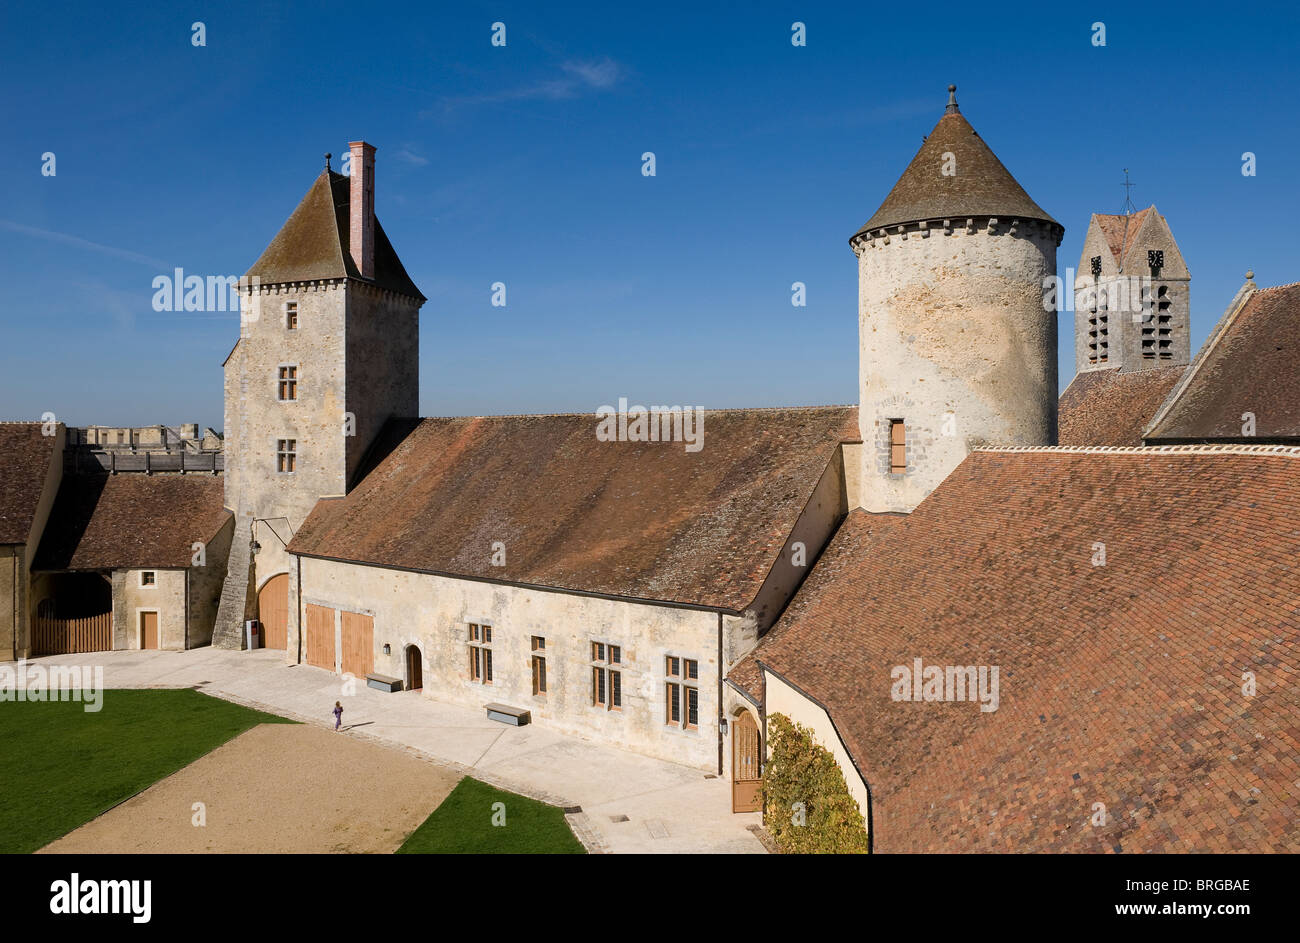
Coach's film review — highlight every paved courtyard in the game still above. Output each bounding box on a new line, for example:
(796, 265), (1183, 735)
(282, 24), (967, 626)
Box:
(28, 648), (765, 854)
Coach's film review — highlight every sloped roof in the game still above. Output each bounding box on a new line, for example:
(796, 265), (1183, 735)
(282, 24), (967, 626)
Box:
(288, 406), (860, 610)
(750, 447), (1300, 853)
(854, 99), (1057, 238)
(1093, 207), (1153, 267)
(0, 422), (59, 545)
(1146, 282), (1300, 441)
(244, 170), (424, 301)
(34, 475), (231, 570)
(1058, 365), (1186, 447)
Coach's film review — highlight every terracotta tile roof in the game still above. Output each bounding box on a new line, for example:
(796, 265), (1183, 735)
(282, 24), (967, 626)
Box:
(288, 406), (860, 610)
(34, 475), (231, 570)
(854, 106), (1057, 239)
(0, 422), (59, 545)
(1093, 208), (1153, 267)
(244, 170), (424, 301)
(751, 447), (1300, 853)
(1146, 283), (1300, 441)
(727, 511), (906, 706)
(1058, 365), (1186, 447)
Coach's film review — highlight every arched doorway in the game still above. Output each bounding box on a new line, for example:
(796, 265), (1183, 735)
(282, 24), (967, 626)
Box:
(257, 574), (289, 650)
(732, 710), (762, 813)
(406, 645), (423, 691)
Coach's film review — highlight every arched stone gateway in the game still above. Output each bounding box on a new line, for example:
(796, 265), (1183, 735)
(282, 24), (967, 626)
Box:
(256, 573), (289, 650)
(731, 709), (762, 813)
(405, 644), (423, 691)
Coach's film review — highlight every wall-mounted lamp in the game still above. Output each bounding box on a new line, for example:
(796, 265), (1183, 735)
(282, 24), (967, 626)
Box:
(249, 539), (261, 556)
(382, 644), (391, 656)
(718, 718), (728, 734)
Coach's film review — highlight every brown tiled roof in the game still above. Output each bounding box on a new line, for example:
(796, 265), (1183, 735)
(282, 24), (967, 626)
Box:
(1146, 283), (1300, 441)
(1093, 208), (1153, 267)
(0, 423), (58, 545)
(854, 105), (1057, 239)
(244, 170), (424, 301)
(751, 447), (1300, 853)
(289, 407), (860, 610)
(727, 511), (905, 706)
(34, 475), (231, 570)
(1058, 366), (1186, 446)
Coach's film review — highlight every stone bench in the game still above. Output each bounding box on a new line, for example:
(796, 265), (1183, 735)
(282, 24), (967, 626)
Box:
(366, 673), (403, 692)
(485, 703), (531, 726)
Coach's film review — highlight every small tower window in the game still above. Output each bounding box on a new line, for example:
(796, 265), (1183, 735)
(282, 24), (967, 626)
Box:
(1089, 289), (1109, 364)
(285, 301), (298, 330)
(277, 365), (298, 401)
(889, 420), (906, 474)
(276, 438), (296, 473)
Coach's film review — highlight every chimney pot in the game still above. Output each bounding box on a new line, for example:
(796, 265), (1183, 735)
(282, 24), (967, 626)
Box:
(348, 141), (376, 279)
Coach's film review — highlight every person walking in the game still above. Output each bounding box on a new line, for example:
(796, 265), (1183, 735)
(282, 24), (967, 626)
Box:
(333, 700), (343, 732)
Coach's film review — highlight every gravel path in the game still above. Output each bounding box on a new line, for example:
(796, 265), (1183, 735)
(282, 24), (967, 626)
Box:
(39, 723), (461, 854)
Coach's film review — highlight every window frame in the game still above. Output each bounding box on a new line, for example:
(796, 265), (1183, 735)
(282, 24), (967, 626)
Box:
(275, 438), (297, 474)
(467, 622), (493, 684)
(285, 300), (299, 331)
(664, 654), (700, 730)
(139, 570), (157, 588)
(277, 363), (299, 402)
(590, 640), (623, 711)
(530, 636), (547, 696)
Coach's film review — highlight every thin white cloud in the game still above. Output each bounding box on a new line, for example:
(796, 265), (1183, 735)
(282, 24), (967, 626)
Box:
(432, 57), (625, 111)
(394, 146), (430, 166)
(0, 219), (169, 269)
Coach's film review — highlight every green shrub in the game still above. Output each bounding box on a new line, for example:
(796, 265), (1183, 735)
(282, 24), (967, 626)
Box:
(762, 713), (870, 854)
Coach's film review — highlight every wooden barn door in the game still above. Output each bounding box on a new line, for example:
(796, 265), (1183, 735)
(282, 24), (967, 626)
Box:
(140, 611), (159, 650)
(732, 711), (762, 813)
(305, 604), (336, 671)
(340, 612), (374, 679)
(258, 574), (289, 649)
(406, 646), (423, 690)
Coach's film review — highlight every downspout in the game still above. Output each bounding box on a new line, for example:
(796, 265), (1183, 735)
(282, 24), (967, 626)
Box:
(184, 567), (191, 650)
(295, 553), (303, 665)
(717, 612), (724, 776)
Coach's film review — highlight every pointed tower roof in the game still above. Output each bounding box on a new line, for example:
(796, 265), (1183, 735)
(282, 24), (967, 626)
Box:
(853, 86), (1058, 240)
(244, 170), (425, 301)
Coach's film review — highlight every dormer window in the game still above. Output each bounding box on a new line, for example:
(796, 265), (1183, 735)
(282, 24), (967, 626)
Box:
(285, 300), (298, 330)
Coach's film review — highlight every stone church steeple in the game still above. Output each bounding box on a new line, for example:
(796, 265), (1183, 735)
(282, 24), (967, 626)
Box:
(1073, 205), (1191, 375)
(850, 86), (1062, 513)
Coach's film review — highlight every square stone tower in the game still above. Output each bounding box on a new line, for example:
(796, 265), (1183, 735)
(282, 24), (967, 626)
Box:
(1073, 206), (1191, 374)
(213, 143), (424, 648)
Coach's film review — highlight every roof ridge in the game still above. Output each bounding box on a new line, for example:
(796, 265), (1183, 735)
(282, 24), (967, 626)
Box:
(416, 404), (858, 421)
(1257, 280), (1300, 293)
(976, 444), (1300, 456)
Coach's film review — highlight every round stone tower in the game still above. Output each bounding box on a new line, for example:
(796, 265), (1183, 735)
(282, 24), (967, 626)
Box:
(851, 86), (1062, 513)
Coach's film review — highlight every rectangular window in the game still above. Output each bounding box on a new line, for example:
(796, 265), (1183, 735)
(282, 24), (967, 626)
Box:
(285, 300), (298, 330)
(889, 420), (906, 474)
(276, 439), (296, 473)
(140, 571), (156, 587)
(277, 365), (298, 401)
(591, 641), (622, 710)
(665, 656), (699, 729)
(531, 636), (547, 695)
(468, 623), (493, 684)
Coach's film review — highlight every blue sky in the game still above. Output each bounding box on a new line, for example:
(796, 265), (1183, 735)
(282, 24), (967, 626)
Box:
(2, 0), (1297, 428)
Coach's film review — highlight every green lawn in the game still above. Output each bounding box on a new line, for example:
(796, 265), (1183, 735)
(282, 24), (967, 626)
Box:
(397, 777), (586, 854)
(0, 688), (292, 853)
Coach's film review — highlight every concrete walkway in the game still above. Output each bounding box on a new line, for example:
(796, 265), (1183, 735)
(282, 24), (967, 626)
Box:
(27, 648), (766, 854)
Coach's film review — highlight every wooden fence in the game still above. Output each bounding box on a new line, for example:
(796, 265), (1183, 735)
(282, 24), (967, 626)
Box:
(33, 611), (113, 656)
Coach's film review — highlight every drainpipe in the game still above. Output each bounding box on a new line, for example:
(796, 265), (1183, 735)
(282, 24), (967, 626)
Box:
(717, 612), (724, 777)
(184, 568), (190, 650)
(295, 553), (303, 665)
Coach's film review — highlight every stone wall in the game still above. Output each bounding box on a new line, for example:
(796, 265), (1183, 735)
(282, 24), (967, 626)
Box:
(855, 219), (1059, 512)
(115, 568), (186, 650)
(294, 554), (730, 771)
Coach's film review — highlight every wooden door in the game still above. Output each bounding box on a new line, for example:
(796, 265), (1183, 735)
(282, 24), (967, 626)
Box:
(305, 604), (336, 671)
(732, 711), (762, 813)
(258, 574), (289, 649)
(140, 611), (159, 650)
(406, 646), (422, 690)
(340, 611), (374, 679)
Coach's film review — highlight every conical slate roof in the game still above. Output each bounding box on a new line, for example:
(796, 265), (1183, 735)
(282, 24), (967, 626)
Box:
(854, 88), (1058, 239)
(244, 170), (425, 301)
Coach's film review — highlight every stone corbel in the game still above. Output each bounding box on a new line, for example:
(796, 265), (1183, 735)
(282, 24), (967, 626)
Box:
(965, 218), (976, 235)
(987, 217), (999, 235)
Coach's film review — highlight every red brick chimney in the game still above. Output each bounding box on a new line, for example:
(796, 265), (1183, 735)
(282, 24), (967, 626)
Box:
(348, 141), (376, 279)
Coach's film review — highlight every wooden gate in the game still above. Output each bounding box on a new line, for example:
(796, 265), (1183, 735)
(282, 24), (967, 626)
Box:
(406, 645), (423, 690)
(732, 711), (763, 813)
(305, 604), (336, 671)
(33, 610), (112, 656)
(258, 574), (289, 649)
(341, 611), (374, 679)
(140, 611), (159, 649)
